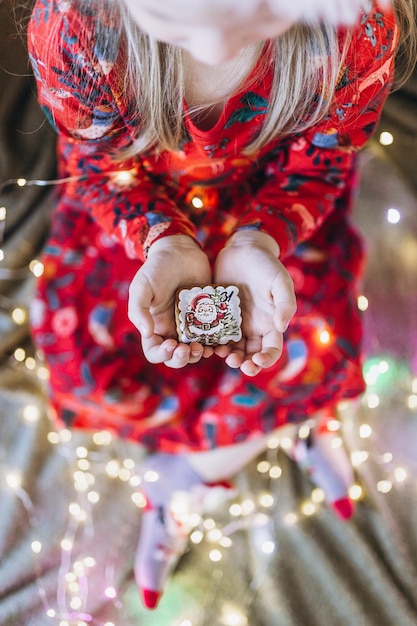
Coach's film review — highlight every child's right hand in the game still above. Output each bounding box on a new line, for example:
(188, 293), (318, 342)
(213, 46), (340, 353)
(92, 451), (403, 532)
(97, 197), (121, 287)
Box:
(128, 235), (213, 367)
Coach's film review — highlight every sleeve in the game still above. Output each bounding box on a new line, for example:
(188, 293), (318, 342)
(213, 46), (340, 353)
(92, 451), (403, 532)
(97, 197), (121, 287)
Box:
(232, 6), (398, 259)
(27, 0), (197, 263)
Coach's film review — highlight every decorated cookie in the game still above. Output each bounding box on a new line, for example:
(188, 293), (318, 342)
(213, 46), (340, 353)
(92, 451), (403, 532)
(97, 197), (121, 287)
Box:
(176, 285), (242, 346)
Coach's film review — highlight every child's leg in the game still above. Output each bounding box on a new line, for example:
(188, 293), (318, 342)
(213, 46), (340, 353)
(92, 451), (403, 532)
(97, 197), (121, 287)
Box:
(134, 434), (282, 609)
(135, 411), (354, 609)
(291, 408), (355, 519)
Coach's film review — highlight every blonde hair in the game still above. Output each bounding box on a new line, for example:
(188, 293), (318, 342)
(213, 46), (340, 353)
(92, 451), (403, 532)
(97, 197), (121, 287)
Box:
(87, 0), (416, 155)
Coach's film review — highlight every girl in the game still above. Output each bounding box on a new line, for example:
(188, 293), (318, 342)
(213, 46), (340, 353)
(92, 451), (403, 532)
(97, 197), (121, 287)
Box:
(28, 0), (415, 610)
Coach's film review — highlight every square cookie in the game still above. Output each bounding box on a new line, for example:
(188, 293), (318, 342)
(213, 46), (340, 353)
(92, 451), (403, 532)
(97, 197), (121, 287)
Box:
(176, 285), (242, 346)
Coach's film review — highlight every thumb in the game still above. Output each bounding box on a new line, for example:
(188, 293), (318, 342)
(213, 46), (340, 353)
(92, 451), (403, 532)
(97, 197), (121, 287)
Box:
(271, 272), (297, 333)
(128, 273), (155, 338)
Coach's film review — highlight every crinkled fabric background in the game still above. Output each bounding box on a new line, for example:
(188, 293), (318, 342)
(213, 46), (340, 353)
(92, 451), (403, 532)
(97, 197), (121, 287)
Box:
(0, 3), (417, 625)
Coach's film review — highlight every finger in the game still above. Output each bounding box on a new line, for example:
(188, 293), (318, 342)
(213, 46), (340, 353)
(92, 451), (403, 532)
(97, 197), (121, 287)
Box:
(214, 344), (232, 359)
(240, 359), (263, 377)
(225, 340), (246, 369)
(202, 345), (215, 358)
(188, 342), (204, 364)
(271, 274), (297, 333)
(252, 330), (283, 368)
(163, 344), (193, 369)
(142, 337), (177, 364)
(128, 276), (154, 338)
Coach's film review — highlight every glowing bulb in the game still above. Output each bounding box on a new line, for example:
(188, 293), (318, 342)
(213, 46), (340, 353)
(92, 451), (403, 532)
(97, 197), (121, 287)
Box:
(284, 512), (298, 525)
(29, 260), (44, 277)
(382, 452), (393, 464)
(219, 536), (233, 548)
(267, 436), (280, 449)
(37, 366), (50, 380)
(93, 430), (112, 445)
(349, 484), (363, 501)
(123, 458), (135, 470)
(129, 475), (141, 487)
(70, 597), (82, 610)
(0, 206), (6, 220)
(221, 607), (248, 626)
(113, 170), (135, 185)
(351, 451), (369, 467)
(106, 460), (120, 478)
(84, 556), (96, 568)
(12, 307), (27, 325)
(61, 539), (73, 551)
(412, 378), (417, 394)
(209, 549), (222, 562)
(76, 446), (88, 458)
(190, 530), (204, 544)
(394, 467), (407, 482)
(31, 541), (42, 554)
(0, 250), (4, 262)
(143, 470), (159, 482)
(359, 423), (373, 438)
(298, 424), (311, 439)
(311, 488), (325, 503)
(357, 295), (369, 311)
(16, 177), (27, 187)
(279, 436), (293, 450)
(207, 528), (222, 542)
(203, 518), (216, 530)
(105, 587), (117, 599)
(46, 609), (56, 617)
(47, 431), (60, 444)
(14, 348), (26, 362)
(261, 540), (276, 555)
(379, 131), (394, 146)
(330, 437), (343, 449)
(319, 330), (331, 344)
(367, 392), (380, 407)
(88, 490), (100, 503)
(77, 459), (90, 471)
(59, 429), (72, 442)
(387, 208), (401, 224)
(269, 465), (282, 479)
(6, 472), (22, 489)
(260, 493), (274, 508)
(256, 460), (270, 474)
(25, 357), (36, 370)
(229, 503), (242, 517)
(118, 468), (131, 482)
(407, 394), (417, 410)
(301, 501), (316, 516)
(191, 196), (204, 209)
(241, 498), (255, 515)
(23, 404), (41, 422)
(131, 492), (147, 508)
(69, 502), (81, 516)
(179, 621), (193, 626)
(377, 480), (392, 493)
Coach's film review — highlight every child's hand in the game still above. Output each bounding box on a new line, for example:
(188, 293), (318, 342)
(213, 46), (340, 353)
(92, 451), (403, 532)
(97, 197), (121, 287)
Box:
(214, 230), (296, 376)
(128, 235), (213, 367)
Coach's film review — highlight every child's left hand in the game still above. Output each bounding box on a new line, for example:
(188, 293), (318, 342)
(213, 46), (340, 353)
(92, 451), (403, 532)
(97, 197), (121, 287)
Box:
(214, 230), (296, 376)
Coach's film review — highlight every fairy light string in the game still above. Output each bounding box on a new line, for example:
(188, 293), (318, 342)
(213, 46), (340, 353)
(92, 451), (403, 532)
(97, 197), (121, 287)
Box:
(1, 127), (417, 623)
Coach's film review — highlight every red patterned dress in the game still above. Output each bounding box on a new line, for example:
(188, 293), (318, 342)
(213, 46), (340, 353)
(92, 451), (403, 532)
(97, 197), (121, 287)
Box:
(28, 1), (397, 451)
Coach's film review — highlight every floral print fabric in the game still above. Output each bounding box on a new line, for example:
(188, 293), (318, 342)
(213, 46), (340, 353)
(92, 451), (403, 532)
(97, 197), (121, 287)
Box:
(28, 1), (396, 451)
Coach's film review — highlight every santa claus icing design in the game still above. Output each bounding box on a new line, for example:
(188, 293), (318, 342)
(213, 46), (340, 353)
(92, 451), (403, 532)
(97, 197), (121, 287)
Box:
(176, 286), (242, 346)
